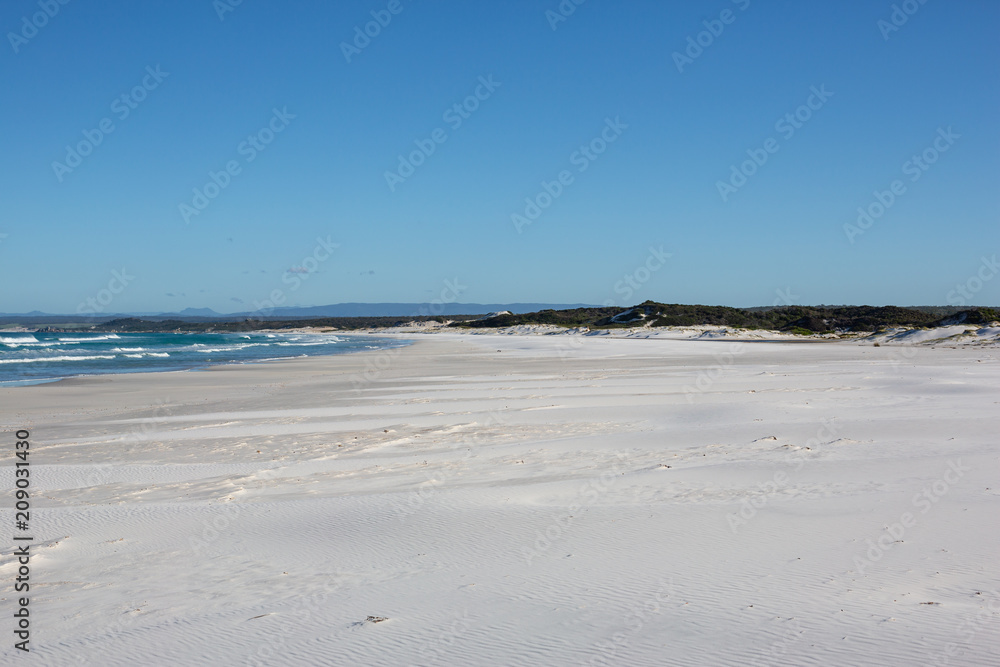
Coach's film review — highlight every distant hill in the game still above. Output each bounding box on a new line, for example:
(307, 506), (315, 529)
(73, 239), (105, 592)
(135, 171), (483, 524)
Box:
(0, 303), (595, 324)
(176, 307), (224, 317)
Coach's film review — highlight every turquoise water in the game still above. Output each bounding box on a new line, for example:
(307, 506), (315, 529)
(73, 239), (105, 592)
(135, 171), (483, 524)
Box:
(0, 331), (404, 386)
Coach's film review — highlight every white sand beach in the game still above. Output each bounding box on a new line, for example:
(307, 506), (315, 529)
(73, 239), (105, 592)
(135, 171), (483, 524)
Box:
(2, 333), (998, 666)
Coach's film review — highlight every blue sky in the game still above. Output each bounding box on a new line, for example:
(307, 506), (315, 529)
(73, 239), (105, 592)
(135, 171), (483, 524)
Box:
(1, 0), (997, 314)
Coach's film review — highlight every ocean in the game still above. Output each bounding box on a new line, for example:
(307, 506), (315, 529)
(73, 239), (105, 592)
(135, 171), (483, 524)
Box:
(0, 331), (405, 386)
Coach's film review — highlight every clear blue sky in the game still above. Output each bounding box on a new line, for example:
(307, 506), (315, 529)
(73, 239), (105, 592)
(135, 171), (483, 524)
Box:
(2, 0), (998, 314)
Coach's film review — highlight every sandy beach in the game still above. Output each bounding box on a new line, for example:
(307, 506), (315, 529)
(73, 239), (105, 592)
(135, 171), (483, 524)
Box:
(2, 333), (998, 666)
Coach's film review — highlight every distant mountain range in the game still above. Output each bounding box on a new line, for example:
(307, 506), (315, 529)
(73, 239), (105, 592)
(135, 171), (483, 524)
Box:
(0, 303), (597, 324)
(231, 302), (596, 318)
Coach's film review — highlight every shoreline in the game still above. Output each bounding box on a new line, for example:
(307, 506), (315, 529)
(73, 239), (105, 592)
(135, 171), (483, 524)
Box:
(0, 331), (411, 389)
(4, 322), (997, 390)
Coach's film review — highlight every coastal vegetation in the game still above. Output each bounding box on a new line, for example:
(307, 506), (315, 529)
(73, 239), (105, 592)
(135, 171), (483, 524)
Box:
(8, 304), (995, 335)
